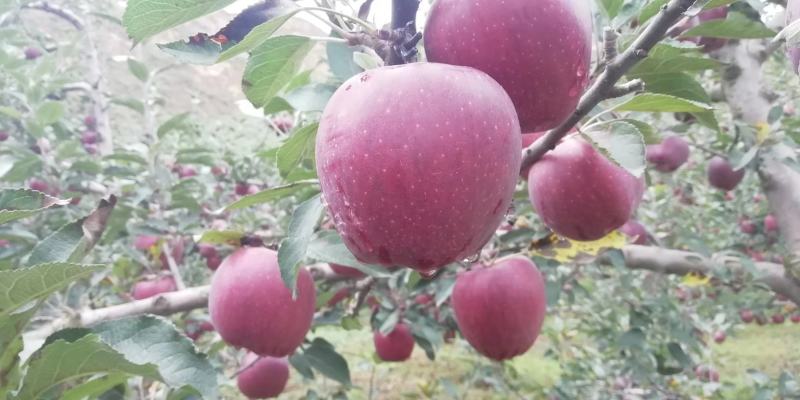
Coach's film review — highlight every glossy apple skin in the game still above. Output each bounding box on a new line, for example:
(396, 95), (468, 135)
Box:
(209, 247), (316, 357)
(329, 263), (365, 279)
(527, 137), (645, 241)
(619, 220), (648, 245)
(424, 0), (592, 131)
(237, 353), (290, 399)
(707, 156), (745, 191)
(131, 276), (177, 300)
(789, 0), (800, 74)
(374, 322), (415, 362)
(452, 256), (546, 361)
(646, 136), (690, 172)
(317, 63), (520, 272)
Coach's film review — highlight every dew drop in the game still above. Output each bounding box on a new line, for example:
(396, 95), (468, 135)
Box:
(463, 252), (481, 264)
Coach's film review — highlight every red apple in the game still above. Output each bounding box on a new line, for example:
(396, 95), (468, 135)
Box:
(374, 322), (415, 362)
(84, 143), (97, 155)
(764, 214), (778, 233)
(209, 247), (316, 357)
(131, 276), (177, 300)
(746, 249), (765, 262)
(317, 63), (520, 273)
(134, 235), (159, 251)
(28, 179), (50, 194)
(424, 0), (592, 131)
(713, 330), (726, 344)
(81, 130), (99, 145)
(527, 137), (645, 241)
(646, 136), (690, 172)
(0, 239), (10, 247)
(696, 7), (729, 52)
(237, 353), (289, 399)
(176, 165), (197, 179)
(211, 165), (227, 176)
(772, 313), (785, 324)
(326, 287), (351, 307)
(452, 256), (546, 360)
(414, 294), (434, 306)
(740, 309), (754, 323)
(197, 243), (218, 259)
(186, 320), (215, 341)
(791, 314), (800, 324)
(619, 220), (648, 245)
(739, 218), (756, 235)
(707, 157), (745, 191)
(84, 115), (97, 129)
(235, 182), (251, 196)
(24, 47), (42, 60)
(206, 255), (222, 271)
(0, 131), (8, 141)
(329, 263), (365, 279)
(274, 115), (294, 133)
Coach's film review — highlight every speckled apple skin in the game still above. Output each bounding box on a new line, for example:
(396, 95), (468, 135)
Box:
(316, 63), (521, 272)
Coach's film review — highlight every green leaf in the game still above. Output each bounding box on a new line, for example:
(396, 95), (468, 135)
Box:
(278, 194), (324, 292)
(379, 310), (400, 336)
(682, 12), (775, 39)
(225, 179), (318, 211)
(276, 123), (318, 179)
(127, 58), (149, 82)
(598, 0), (623, 19)
(123, 0), (236, 43)
(0, 189), (69, 225)
(27, 197), (117, 266)
(15, 334), (158, 400)
(582, 121), (646, 177)
(303, 338), (351, 386)
(217, 7), (302, 62)
(667, 342), (693, 369)
(614, 93), (712, 112)
(197, 230), (245, 246)
(111, 98), (145, 114)
(157, 39), (227, 65)
(0, 307), (37, 399)
(634, 72), (710, 103)
(327, 40), (363, 81)
(289, 353), (315, 380)
(242, 35), (314, 108)
(0, 263), (103, 317)
(35, 102), (64, 126)
(61, 373), (129, 400)
(616, 119), (660, 144)
(618, 328), (646, 348)
(1, 156), (43, 183)
(103, 152), (148, 165)
(157, 112), (191, 138)
(629, 55), (719, 76)
(638, 0), (668, 24)
(306, 231), (391, 277)
(341, 316), (362, 330)
(90, 316), (218, 398)
(284, 84), (336, 112)
(0, 106), (22, 120)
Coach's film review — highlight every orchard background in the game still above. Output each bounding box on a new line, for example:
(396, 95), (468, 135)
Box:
(2, 0), (800, 398)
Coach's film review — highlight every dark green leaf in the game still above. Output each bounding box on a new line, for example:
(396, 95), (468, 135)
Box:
(306, 231), (391, 277)
(582, 121), (646, 177)
(226, 179), (318, 211)
(278, 194), (324, 292)
(276, 123), (318, 179)
(157, 113), (191, 138)
(0, 189), (69, 225)
(682, 12), (775, 39)
(303, 338), (351, 386)
(243, 35), (314, 108)
(615, 93), (712, 112)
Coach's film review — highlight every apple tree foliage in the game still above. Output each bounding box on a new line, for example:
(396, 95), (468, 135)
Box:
(1, 0), (800, 398)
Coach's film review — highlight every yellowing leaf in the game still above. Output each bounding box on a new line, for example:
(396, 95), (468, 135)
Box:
(681, 272), (710, 287)
(755, 122), (769, 144)
(528, 231), (626, 263)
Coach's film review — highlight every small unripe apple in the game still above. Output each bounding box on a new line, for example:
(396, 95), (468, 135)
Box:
(237, 353), (290, 399)
(527, 137), (645, 241)
(713, 330), (726, 344)
(646, 136), (690, 172)
(764, 214), (778, 233)
(739, 218), (756, 235)
(453, 256), (546, 361)
(24, 47), (42, 60)
(0, 131), (8, 141)
(740, 309), (754, 323)
(707, 156), (745, 191)
(131, 276), (177, 300)
(424, 0), (592, 131)
(134, 235), (159, 251)
(317, 63), (520, 273)
(209, 247), (316, 356)
(374, 322), (415, 362)
(329, 263), (365, 279)
(81, 130), (99, 145)
(772, 313), (785, 324)
(619, 220), (648, 245)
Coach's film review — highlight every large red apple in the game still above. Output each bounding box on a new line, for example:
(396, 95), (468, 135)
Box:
(131, 275), (177, 300)
(424, 0), (592, 131)
(788, 0), (800, 74)
(707, 156), (745, 191)
(646, 136), (690, 172)
(317, 63), (520, 273)
(527, 136), (645, 241)
(237, 353), (290, 399)
(209, 247), (316, 357)
(374, 322), (415, 362)
(452, 256), (546, 361)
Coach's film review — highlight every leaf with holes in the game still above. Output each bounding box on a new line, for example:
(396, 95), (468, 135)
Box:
(0, 189), (70, 225)
(123, 0), (236, 43)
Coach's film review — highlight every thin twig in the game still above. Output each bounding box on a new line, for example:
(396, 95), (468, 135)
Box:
(162, 242), (187, 290)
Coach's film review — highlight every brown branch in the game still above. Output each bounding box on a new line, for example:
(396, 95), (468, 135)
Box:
(21, 1), (84, 30)
(613, 245), (800, 305)
(520, 0), (698, 173)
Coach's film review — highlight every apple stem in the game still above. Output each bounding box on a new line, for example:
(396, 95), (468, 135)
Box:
(520, 0), (700, 174)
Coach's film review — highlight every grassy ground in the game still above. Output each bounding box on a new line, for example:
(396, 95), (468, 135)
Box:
(272, 321), (799, 399)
